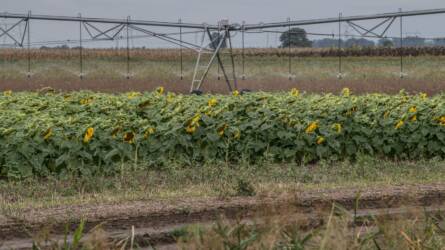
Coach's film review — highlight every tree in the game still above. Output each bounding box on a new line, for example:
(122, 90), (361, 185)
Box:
(313, 38), (338, 48)
(433, 38), (445, 46)
(378, 38), (394, 48)
(392, 36), (425, 48)
(279, 28), (312, 48)
(344, 38), (374, 48)
(210, 32), (227, 49)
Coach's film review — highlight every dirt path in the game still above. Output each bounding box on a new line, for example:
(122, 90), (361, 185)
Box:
(2, 183), (445, 249)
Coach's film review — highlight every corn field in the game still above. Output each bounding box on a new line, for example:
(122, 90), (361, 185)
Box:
(2, 47), (445, 61)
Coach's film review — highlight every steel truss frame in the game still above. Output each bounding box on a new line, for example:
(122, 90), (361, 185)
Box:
(0, 17), (28, 46)
(1, 8), (445, 92)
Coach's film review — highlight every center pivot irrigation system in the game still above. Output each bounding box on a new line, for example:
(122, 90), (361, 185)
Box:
(1, 8), (445, 92)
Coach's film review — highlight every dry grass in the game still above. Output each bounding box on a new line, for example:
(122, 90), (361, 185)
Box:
(26, 204), (445, 249)
(2, 158), (445, 216)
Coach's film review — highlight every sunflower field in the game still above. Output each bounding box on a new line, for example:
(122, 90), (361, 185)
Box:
(1, 88), (445, 179)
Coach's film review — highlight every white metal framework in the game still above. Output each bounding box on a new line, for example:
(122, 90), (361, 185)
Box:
(1, 8), (445, 92)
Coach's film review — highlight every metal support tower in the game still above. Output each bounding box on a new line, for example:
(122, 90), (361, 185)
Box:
(190, 21), (237, 92)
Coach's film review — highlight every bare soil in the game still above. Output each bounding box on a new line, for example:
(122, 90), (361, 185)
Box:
(2, 183), (445, 249)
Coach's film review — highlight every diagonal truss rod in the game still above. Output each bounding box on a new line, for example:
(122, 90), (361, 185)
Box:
(0, 30), (207, 47)
(84, 22), (113, 39)
(83, 22), (125, 40)
(347, 21), (380, 37)
(362, 17), (392, 36)
(0, 18), (28, 46)
(379, 17), (397, 37)
(93, 23), (124, 39)
(128, 24), (213, 52)
(346, 17), (396, 38)
(205, 28), (233, 91)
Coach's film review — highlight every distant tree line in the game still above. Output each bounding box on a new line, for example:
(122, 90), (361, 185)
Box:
(280, 28), (445, 48)
(34, 28), (445, 49)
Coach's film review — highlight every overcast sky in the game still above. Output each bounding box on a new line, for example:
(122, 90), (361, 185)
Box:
(2, 0), (445, 47)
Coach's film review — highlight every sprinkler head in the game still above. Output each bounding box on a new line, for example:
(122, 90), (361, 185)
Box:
(240, 89), (252, 95)
(191, 90), (203, 95)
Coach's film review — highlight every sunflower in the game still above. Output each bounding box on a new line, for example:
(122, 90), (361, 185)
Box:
(208, 98), (218, 107)
(123, 132), (135, 144)
(232, 90), (240, 96)
(186, 125), (197, 134)
(144, 127), (156, 139)
(341, 88), (350, 97)
(156, 86), (164, 95)
(290, 88), (299, 97)
(185, 113), (201, 134)
(43, 128), (52, 141)
(409, 106), (417, 113)
(217, 124), (228, 137)
(3, 90), (12, 96)
(410, 115), (417, 122)
(167, 92), (175, 103)
(439, 116), (445, 126)
(233, 129), (241, 140)
(127, 92), (141, 99)
(191, 113), (201, 126)
(395, 120), (404, 129)
(420, 92), (428, 100)
(305, 122), (318, 134)
(316, 136), (325, 145)
(83, 127), (94, 143)
(332, 123), (342, 133)
(80, 97), (93, 105)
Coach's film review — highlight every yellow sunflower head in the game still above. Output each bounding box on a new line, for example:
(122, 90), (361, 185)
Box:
(3, 90), (12, 96)
(395, 120), (404, 129)
(83, 127), (94, 143)
(208, 98), (218, 107)
(332, 123), (342, 133)
(305, 121), (318, 134)
(186, 125), (197, 134)
(341, 88), (350, 97)
(316, 136), (325, 145)
(43, 128), (52, 141)
(144, 127), (156, 139)
(190, 113), (201, 126)
(127, 91), (141, 99)
(156, 86), (165, 95)
(439, 116), (445, 126)
(290, 88), (299, 97)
